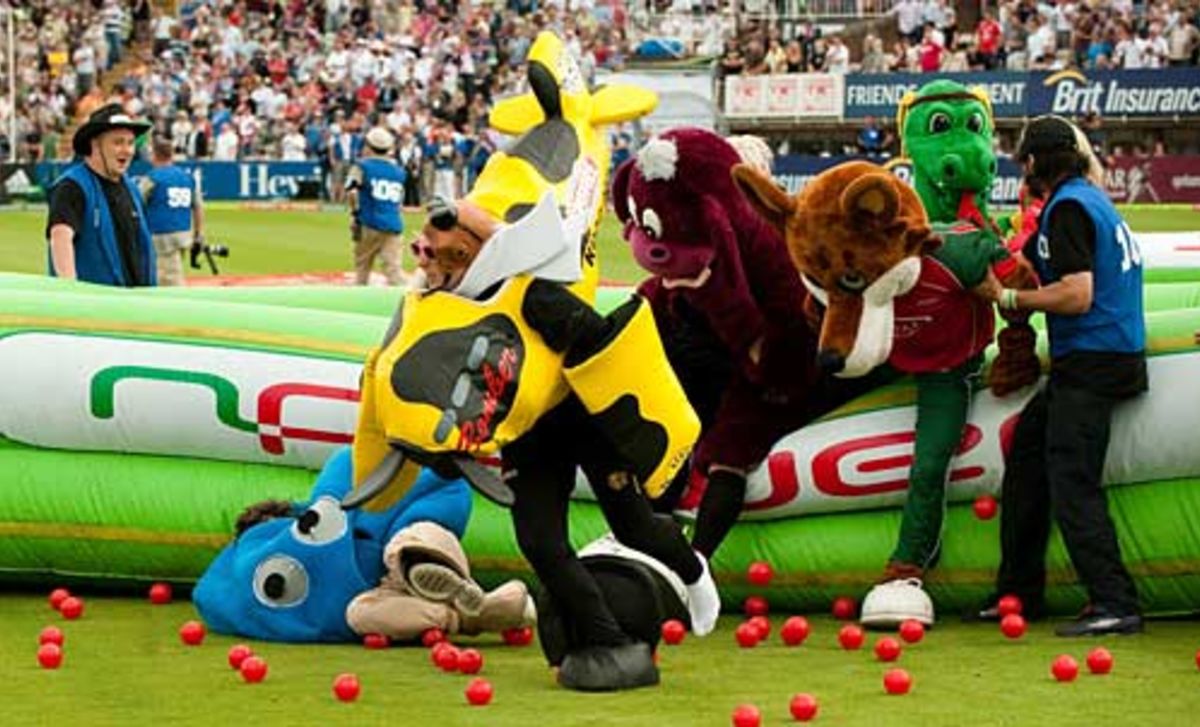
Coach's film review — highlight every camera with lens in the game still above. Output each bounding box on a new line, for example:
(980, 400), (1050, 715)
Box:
(190, 237), (231, 275)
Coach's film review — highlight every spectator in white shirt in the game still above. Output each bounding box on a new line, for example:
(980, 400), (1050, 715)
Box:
(1144, 22), (1170, 68)
(73, 45), (97, 95)
(894, 0), (925, 44)
(1114, 25), (1146, 68)
(281, 124), (309, 160)
(825, 35), (851, 73)
(214, 123), (239, 161)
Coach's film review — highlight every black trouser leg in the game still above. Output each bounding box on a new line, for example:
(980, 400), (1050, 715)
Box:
(995, 387), (1052, 610)
(506, 421), (629, 649)
(587, 466), (702, 584)
(1044, 381), (1139, 615)
(691, 468), (746, 558)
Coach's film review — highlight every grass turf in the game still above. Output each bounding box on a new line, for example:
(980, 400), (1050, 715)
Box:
(2, 204), (1197, 285)
(5, 594), (1200, 726)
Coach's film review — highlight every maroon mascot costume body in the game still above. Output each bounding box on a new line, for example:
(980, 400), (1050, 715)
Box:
(612, 127), (876, 557)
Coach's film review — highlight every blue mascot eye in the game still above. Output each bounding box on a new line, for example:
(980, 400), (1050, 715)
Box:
(292, 496), (348, 545)
(253, 555), (309, 608)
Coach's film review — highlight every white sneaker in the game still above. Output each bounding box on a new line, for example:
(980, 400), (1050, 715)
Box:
(685, 552), (721, 636)
(860, 578), (935, 629)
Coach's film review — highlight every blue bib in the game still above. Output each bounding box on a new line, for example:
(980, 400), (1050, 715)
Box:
(145, 165), (195, 234)
(356, 158), (406, 234)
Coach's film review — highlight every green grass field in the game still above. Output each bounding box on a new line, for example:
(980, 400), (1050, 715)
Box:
(5, 594), (1200, 726)
(2, 204), (1199, 724)
(3, 204), (1197, 285)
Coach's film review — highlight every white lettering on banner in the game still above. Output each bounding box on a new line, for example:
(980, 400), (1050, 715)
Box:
(846, 82), (918, 107)
(1172, 175), (1200, 190)
(1048, 72), (1200, 116)
(238, 164), (322, 199)
(1051, 79), (1104, 114)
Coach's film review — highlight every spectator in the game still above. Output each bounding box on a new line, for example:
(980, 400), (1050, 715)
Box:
(280, 123), (309, 161)
(1113, 24), (1147, 68)
(213, 123), (239, 161)
(857, 116), (891, 157)
(1144, 22), (1171, 67)
(141, 138), (204, 287)
(825, 35), (850, 73)
(1028, 15), (1058, 69)
(894, 0), (925, 45)
(1168, 14), (1200, 65)
(975, 10), (1004, 69)
(919, 24), (946, 71)
(861, 35), (889, 73)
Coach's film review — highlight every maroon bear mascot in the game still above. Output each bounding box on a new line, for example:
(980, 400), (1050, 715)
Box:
(612, 127), (876, 558)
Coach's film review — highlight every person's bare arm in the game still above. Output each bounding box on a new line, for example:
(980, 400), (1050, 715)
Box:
(977, 269), (1094, 315)
(48, 224), (77, 279)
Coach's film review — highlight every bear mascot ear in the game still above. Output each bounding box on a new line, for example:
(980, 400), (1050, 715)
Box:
(839, 172), (900, 227)
(731, 162), (795, 236)
(610, 158), (635, 224)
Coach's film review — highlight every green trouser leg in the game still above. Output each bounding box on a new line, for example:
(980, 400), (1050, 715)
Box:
(890, 354), (983, 569)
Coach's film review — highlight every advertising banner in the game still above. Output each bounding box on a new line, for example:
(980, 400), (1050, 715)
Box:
(725, 74), (843, 118)
(36, 160), (325, 201)
(1104, 155), (1200, 204)
(1029, 68), (1200, 118)
(843, 71), (1031, 119)
(773, 154), (1024, 205)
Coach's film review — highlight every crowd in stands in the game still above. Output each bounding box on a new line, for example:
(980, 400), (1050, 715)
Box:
(4, 0), (1199, 184)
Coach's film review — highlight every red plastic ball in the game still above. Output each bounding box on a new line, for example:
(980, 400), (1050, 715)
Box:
(747, 561), (774, 587)
(39, 626), (65, 647)
(838, 624), (865, 650)
(831, 596), (857, 620)
(1195, 648), (1200, 671)
(883, 668), (912, 695)
(59, 596), (84, 620)
(731, 703), (762, 727)
(434, 644), (460, 672)
(38, 643), (63, 669)
(457, 648), (484, 675)
(735, 622), (761, 648)
(179, 620), (206, 646)
(333, 673), (361, 702)
(362, 633), (390, 650)
(1086, 647), (1113, 675)
(748, 615), (771, 640)
(898, 619), (925, 644)
(227, 644), (253, 670)
(1000, 613), (1027, 639)
(148, 582), (173, 605)
(1052, 654), (1079, 682)
(780, 616), (811, 646)
(973, 494), (998, 520)
(501, 626), (533, 646)
(421, 628), (446, 647)
(874, 636), (902, 662)
(48, 588), (71, 611)
(240, 656), (268, 683)
(789, 693), (819, 722)
(997, 594), (1023, 617)
(743, 595), (769, 618)
(465, 678), (493, 706)
(661, 619), (686, 645)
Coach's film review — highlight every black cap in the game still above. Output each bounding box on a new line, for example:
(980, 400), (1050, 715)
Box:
(1015, 115), (1080, 161)
(72, 103), (153, 157)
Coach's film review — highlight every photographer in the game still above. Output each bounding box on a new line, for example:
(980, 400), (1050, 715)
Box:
(46, 104), (156, 287)
(141, 139), (204, 286)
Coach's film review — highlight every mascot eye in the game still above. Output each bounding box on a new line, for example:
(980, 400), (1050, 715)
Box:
(292, 496), (348, 545)
(928, 113), (951, 134)
(838, 271), (868, 293)
(642, 208), (663, 240)
(967, 112), (986, 134)
(253, 555), (309, 608)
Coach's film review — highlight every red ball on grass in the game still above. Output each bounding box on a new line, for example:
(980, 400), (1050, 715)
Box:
(997, 594), (1023, 617)
(1000, 613), (1027, 640)
(421, 628), (446, 648)
(837, 624), (865, 650)
(883, 668), (912, 695)
(735, 622), (761, 648)
(333, 673), (361, 702)
(148, 582), (173, 605)
(780, 616), (810, 646)
(747, 561), (774, 587)
(457, 648), (484, 675)
(240, 655), (268, 683)
(227, 644), (253, 670)
(831, 596), (857, 621)
(465, 678), (493, 706)
(59, 597), (84, 620)
(179, 620), (206, 646)
(37, 643), (64, 669)
(898, 619), (925, 644)
(789, 693), (818, 722)
(502, 626), (533, 646)
(661, 619), (686, 645)
(731, 703), (761, 727)
(48, 588), (71, 611)
(39, 626), (65, 647)
(875, 636), (902, 662)
(1087, 647), (1114, 675)
(748, 615), (771, 640)
(1051, 654), (1079, 682)
(743, 595), (769, 618)
(363, 633), (390, 649)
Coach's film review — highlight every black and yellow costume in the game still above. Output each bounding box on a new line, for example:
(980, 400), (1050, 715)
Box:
(344, 32), (706, 692)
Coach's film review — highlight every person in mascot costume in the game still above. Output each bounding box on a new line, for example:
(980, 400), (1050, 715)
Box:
(194, 446), (534, 642)
(734, 156), (1022, 628)
(893, 79), (1042, 397)
(611, 127), (880, 562)
(350, 32), (719, 692)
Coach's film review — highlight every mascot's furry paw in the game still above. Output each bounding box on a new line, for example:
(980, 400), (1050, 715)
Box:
(989, 323), (1040, 397)
(860, 578), (935, 629)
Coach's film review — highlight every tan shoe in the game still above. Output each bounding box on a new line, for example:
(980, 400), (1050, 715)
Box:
(458, 580), (536, 636)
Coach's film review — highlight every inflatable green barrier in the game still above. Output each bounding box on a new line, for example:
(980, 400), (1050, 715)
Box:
(1, 273), (1198, 616)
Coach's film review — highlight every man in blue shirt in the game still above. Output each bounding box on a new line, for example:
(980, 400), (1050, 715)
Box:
(141, 139), (204, 286)
(345, 127), (407, 286)
(976, 115), (1147, 636)
(46, 103), (156, 287)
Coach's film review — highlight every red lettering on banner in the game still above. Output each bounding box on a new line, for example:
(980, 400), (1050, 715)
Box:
(457, 347), (518, 451)
(257, 383), (360, 455)
(745, 451), (802, 511)
(811, 425), (984, 497)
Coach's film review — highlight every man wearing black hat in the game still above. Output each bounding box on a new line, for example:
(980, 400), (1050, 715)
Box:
(975, 115), (1146, 636)
(45, 103), (157, 287)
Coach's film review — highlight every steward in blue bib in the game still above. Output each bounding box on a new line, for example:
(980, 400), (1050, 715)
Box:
(352, 157), (406, 234)
(45, 103), (155, 287)
(145, 164), (197, 235)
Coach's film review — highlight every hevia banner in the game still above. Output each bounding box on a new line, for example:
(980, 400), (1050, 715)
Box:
(37, 160), (324, 201)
